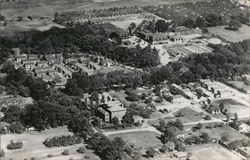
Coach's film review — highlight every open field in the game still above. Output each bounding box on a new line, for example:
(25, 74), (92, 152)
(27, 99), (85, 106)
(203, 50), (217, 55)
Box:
(189, 124), (248, 142)
(108, 131), (161, 149)
(212, 98), (249, 118)
(1, 0), (212, 19)
(187, 144), (242, 160)
(0, 20), (65, 37)
(1, 126), (100, 160)
(208, 25), (250, 42)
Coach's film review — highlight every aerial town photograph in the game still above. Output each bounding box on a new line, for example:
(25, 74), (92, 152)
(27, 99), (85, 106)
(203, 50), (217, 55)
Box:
(0, 0), (249, 160)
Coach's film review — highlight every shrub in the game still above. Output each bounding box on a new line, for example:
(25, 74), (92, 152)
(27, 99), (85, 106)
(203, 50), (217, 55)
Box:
(9, 122), (25, 134)
(43, 135), (82, 147)
(47, 154), (53, 158)
(77, 147), (85, 154)
(7, 141), (23, 150)
(62, 150), (69, 155)
(204, 115), (211, 120)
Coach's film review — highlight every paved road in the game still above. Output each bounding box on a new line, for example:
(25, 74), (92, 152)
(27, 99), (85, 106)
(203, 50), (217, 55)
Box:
(103, 125), (161, 136)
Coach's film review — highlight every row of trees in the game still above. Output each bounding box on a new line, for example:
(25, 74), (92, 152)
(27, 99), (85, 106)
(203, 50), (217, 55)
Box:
(143, 0), (249, 27)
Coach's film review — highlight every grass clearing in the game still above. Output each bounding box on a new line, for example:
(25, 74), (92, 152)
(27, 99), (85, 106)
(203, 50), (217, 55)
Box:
(208, 25), (250, 42)
(212, 98), (249, 118)
(189, 124), (248, 142)
(1, 126), (100, 160)
(188, 144), (242, 160)
(108, 131), (161, 149)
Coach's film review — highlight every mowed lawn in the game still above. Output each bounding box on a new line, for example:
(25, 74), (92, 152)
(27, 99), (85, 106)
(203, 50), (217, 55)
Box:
(188, 144), (242, 160)
(108, 131), (161, 149)
(1, 126), (100, 160)
(208, 24), (250, 42)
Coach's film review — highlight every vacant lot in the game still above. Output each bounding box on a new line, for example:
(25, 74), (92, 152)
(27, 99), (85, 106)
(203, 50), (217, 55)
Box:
(188, 144), (242, 160)
(108, 131), (161, 149)
(208, 25), (250, 42)
(1, 126), (100, 160)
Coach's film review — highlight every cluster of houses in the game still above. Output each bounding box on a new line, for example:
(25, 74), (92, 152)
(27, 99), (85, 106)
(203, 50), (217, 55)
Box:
(11, 48), (118, 88)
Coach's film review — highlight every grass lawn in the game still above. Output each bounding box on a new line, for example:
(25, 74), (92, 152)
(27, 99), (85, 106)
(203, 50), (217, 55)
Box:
(208, 24), (250, 42)
(187, 144), (242, 160)
(108, 131), (161, 149)
(189, 124), (248, 142)
(173, 107), (204, 123)
(1, 126), (100, 160)
(212, 98), (249, 118)
(111, 18), (145, 32)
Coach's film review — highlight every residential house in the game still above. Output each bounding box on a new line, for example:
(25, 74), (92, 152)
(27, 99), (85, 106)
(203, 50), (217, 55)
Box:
(207, 105), (221, 114)
(22, 58), (40, 65)
(28, 54), (39, 59)
(88, 62), (101, 71)
(182, 88), (195, 99)
(15, 54), (27, 63)
(238, 123), (250, 133)
(172, 94), (186, 103)
(50, 77), (67, 89)
(55, 64), (73, 78)
(35, 70), (47, 77)
(24, 62), (36, 71)
(36, 61), (48, 67)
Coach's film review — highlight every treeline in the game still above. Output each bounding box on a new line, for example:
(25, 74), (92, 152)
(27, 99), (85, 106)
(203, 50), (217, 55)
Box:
(64, 70), (149, 96)
(143, 0), (249, 27)
(64, 40), (250, 96)
(0, 23), (160, 68)
(151, 40), (250, 84)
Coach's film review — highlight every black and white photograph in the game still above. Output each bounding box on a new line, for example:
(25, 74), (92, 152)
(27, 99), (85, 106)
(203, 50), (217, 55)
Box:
(0, 0), (249, 160)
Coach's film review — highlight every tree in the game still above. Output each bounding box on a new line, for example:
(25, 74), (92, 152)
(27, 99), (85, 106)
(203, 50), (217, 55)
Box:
(234, 113), (238, 122)
(204, 115), (211, 120)
(9, 122), (25, 134)
(145, 148), (156, 158)
(219, 103), (225, 112)
(111, 117), (120, 127)
(200, 132), (210, 143)
(126, 92), (139, 102)
(68, 113), (94, 140)
(155, 19), (169, 32)
(228, 18), (242, 31)
(183, 18), (195, 28)
(195, 16), (206, 28)
(121, 112), (134, 125)
(3, 106), (23, 123)
(221, 132), (229, 142)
